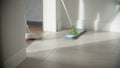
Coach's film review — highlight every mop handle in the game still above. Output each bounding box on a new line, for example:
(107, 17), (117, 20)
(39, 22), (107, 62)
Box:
(61, 0), (73, 26)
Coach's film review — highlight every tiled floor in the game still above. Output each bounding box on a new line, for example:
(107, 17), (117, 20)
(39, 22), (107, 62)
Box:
(17, 31), (120, 68)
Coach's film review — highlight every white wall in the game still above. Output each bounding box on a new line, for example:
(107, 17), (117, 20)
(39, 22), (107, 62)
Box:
(25, 0), (43, 21)
(43, 0), (61, 32)
(43, 0), (120, 32)
(56, 0), (62, 31)
(60, 0), (120, 32)
(1, 0), (26, 68)
(43, 0), (62, 32)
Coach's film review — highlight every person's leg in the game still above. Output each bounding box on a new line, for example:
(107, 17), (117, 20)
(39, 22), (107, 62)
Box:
(25, 24), (42, 40)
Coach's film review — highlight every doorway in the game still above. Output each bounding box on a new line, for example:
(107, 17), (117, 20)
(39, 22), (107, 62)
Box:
(24, 0), (43, 44)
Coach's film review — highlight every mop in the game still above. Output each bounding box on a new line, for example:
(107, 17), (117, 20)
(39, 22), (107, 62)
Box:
(61, 0), (87, 39)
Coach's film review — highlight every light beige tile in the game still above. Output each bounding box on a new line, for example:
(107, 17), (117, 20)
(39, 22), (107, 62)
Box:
(17, 49), (55, 68)
(16, 57), (43, 68)
(17, 31), (120, 68)
(44, 39), (120, 68)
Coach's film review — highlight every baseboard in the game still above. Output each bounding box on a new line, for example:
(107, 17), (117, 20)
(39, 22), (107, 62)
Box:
(4, 48), (26, 68)
(27, 21), (43, 26)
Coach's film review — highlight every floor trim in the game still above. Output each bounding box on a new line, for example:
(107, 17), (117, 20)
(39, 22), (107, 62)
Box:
(27, 21), (43, 26)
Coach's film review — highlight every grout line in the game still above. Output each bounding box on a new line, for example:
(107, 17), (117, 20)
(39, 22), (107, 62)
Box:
(43, 48), (56, 62)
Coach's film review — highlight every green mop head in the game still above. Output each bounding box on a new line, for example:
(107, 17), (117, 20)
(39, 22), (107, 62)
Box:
(70, 25), (78, 35)
(65, 25), (87, 39)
